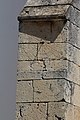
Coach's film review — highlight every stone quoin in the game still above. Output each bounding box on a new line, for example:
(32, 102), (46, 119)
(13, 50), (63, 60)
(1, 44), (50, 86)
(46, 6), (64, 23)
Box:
(16, 0), (80, 120)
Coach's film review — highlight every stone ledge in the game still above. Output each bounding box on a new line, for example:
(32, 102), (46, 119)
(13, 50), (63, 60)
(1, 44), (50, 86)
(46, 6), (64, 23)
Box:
(18, 5), (70, 21)
(25, 0), (72, 7)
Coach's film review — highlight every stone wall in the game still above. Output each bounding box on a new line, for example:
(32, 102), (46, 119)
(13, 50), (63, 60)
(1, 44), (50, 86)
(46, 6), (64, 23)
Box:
(16, 0), (80, 119)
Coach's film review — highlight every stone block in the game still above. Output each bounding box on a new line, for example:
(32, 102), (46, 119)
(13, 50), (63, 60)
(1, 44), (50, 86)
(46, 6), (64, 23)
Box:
(19, 20), (66, 44)
(48, 102), (74, 120)
(67, 5), (80, 27)
(21, 5), (70, 18)
(18, 44), (37, 60)
(48, 102), (80, 120)
(16, 81), (33, 102)
(17, 61), (44, 72)
(43, 70), (67, 79)
(71, 83), (80, 107)
(19, 20), (80, 49)
(67, 22), (80, 49)
(66, 44), (80, 66)
(38, 42), (80, 66)
(33, 79), (71, 103)
(51, 20), (80, 48)
(74, 105), (80, 120)
(16, 103), (47, 120)
(43, 60), (80, 85)
(55, 20), (80, 49)
(17, 70), (42, 80)
(45, 60), (68, 71)
(38, 43), (66, 60)
(17, 59), (80, 85)
(67, 61), (80, 85)
(25, 0), (72, 6)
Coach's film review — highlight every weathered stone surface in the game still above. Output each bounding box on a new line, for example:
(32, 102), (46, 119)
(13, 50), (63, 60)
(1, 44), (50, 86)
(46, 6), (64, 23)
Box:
(44, 61), (80, 85)
(38, 42), (80, 66)
(25, 0), (72, 6)
(38, 43), (66, 60)
(72, 0), (80, 10)
(17, 60), (80, 85)
(71, 84), (80, 107)
(55, 21), (80, 48)
(48, 102), (80, 120)
(43, 70), (67, 79)
(19, 32), (50, 44)
(17, 61), (44, 72)
(74, 105), (80, 120)
(17, 70), (42, 80)
(20, 5), (70, 19)
(67, 5), (80, 27)
(19, 20), (80, 49)
(18, 44), (37, 60)
(16, 0), (80, 119)
(67, 22), (80, 48)
(67, 61), (80, 85)
(44, 60), (68, 71)
(19, 21), (65, 43)
(16, 103), (47, 120)
(48, 102), (74, 120)
(16, 81), (33, 102)
(17, 60), (66, 74)
(33, 79), (71, 102)
(61, 62), (79, 85)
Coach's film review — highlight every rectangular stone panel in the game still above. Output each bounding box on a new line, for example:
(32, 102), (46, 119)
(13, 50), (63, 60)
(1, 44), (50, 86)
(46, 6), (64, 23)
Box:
(16, 103), (47, 120)
(16, 81), (33, 102)
(33, 79), (71, 103)
(18, 44), (37, 60)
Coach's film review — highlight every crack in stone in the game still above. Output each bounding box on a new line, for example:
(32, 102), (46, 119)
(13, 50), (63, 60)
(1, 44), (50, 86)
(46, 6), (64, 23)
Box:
(19, 106), (23, 117)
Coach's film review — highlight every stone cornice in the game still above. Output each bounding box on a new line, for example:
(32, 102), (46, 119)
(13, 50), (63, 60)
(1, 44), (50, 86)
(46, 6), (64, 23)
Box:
(18, 5), (71, 21)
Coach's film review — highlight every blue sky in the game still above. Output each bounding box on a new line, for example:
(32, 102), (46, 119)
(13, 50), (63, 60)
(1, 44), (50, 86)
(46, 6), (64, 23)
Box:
(0, 0), (26, 119)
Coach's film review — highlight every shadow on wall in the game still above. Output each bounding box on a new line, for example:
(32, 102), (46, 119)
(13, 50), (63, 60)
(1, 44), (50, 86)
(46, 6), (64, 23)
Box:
(19, 20), (67, 43)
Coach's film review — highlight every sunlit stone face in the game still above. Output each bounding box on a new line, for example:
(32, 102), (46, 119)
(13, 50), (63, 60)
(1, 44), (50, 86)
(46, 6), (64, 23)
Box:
(25, 0), (72, 6)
